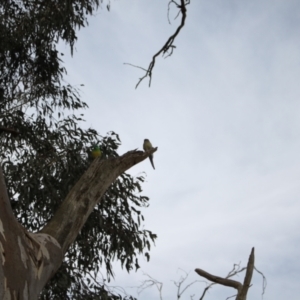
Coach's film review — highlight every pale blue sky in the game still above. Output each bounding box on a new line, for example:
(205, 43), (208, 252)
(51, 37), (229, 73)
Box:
(60, 0), (300, 299)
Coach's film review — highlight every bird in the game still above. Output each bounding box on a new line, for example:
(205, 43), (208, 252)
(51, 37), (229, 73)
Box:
(91, 145), (102, 159)
(143, 139), (155, 170)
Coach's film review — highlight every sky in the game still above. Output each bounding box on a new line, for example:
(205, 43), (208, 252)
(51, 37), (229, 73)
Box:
(60, 0), (300, 299)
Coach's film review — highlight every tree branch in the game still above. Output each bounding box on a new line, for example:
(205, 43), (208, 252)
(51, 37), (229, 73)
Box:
(195, 248), (256, 300)
(125, 0), (189, 88)
(0, 126), (19, 135)
(254, 266), (267, 297)
(199, 263), (247, 300)
(237, 247), (254, 300)
(195, 269), (242, 292)
(41, 147), (158, 254)
(137, 273), (163, 300)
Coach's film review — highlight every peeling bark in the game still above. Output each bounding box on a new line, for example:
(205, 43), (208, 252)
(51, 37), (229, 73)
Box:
(0, 167), (62, 299)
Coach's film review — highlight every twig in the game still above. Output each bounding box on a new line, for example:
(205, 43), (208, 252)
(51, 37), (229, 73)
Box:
(254, 266), (267, 298)
(123, 63), (148, 72)
(172, 269), (204, 299)
(137, 273), (163, 300)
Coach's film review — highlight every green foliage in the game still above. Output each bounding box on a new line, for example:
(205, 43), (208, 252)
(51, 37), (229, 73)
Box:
(0, 0), (156, 298)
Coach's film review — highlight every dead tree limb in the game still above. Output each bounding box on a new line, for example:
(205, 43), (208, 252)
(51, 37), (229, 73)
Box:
(195, 247), (255, 300)
(125, 0), (190, 88)
(199, 263), (247, 300)
(238, 248), (255, 300)
(195, 269), (242, 292)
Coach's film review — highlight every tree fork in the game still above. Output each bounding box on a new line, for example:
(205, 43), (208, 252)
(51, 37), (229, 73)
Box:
(0, 147), (157, 299)
(195, 247), (255, 300)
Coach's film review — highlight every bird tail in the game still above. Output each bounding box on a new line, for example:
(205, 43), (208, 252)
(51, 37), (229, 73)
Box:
(149, 155), (155, 170)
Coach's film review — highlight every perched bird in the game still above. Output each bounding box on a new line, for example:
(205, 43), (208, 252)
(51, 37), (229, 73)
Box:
(91, 145), (102, 159)
(143, 139), (155, 170)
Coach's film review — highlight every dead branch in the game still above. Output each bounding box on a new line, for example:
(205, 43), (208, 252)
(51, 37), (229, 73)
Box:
(238, 248), (254, 300)
(125, 0), (189, 88)
(254, 266), (267, 297)
(137, 273), (163, 300)
(195, 269), (243, 292)
(172, 269), (204, 299)
(199, 263), (247, 300)
(195, 247), (256, 300)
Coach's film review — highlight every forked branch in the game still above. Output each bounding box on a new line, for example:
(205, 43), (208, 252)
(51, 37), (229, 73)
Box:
(195, 248), (255, 300)
(125, 0), (190, 88)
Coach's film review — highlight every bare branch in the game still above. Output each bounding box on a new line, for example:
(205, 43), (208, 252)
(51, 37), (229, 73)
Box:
(199, 285), (213, 300)
(195, 268), (243, 292)
(196, 248), (257, 300)
(172, 269), (204, 299)
(123, 63), (148, 72)
(88, 270), (133, 298)
(179, 280), (203, 299)
(199, 264), (246, 300)
(226, 294), (238, 300)
(125, 0), (189, 88)
(137, 273), (163, 300)
(254, 266), (267, 298)
(237, 247), (254, 300)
